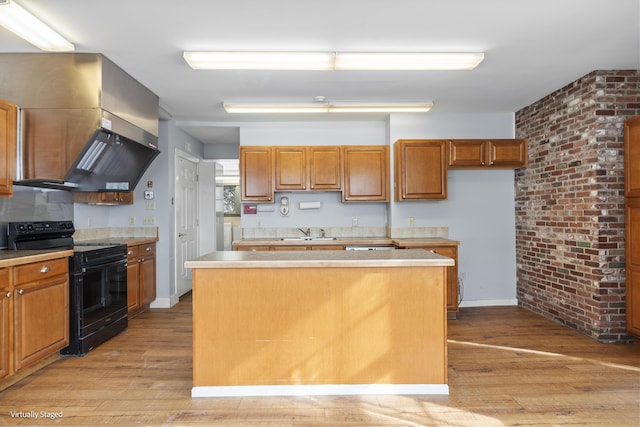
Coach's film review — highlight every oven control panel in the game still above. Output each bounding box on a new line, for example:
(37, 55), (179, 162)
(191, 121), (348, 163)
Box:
(8, 221), (75, 236)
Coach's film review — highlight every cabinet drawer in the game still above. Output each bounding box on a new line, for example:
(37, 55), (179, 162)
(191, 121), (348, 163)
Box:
(126, 245), (140, 259)
(14, 258), (68, 285)
(427, 246), (457, 259)
(139, 244), (156, 257)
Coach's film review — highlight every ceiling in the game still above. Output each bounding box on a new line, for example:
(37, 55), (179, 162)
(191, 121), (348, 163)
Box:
(0, 0), (638, 146)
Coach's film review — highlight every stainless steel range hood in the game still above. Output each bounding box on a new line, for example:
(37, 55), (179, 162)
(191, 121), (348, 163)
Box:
(0, 53), (159, 191)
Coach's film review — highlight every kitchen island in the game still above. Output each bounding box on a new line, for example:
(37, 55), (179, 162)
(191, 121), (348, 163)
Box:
(185, 249), (454, 397)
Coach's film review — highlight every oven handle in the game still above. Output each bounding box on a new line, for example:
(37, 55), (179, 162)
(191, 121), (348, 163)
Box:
(82, 258), (127, 274)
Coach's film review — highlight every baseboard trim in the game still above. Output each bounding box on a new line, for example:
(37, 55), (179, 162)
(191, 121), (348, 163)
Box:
(192, 384), (449, 398)
(149, 294), (180, 309)
(459, 299), (518, 308)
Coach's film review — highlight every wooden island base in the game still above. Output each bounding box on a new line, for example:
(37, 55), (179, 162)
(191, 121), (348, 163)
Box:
(188, 252), (450, 397)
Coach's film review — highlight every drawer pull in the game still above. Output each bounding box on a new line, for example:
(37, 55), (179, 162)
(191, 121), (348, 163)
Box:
(146, 246), (152, 251)
(5, 292), (11, 298)
(18, 289), (24, 295)
(40, 265), (50, 273)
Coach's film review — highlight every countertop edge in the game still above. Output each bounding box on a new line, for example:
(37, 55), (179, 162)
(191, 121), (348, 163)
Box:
(232, 237), (460, 247)
(0, 250), (74, 268)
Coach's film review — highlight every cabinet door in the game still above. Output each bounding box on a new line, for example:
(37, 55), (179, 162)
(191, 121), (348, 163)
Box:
(240, 146), (274, 202)
(139, 244), (156, 306)
(627, 198), (640, 336)
(625, 116), (640, 198)
(14, 275), (69, 371)
(0, 100), (16, 197)
(428, 246), (458, 315)
(342, 146), (389, 202)
(0, 268), (10, 379)
(488, 139), (528, 167)
(448, 140), (487, 167)
(395, 140), (447, 200)
(275, 147), (307, 190)
(127, 246), (141, 315)
(309, 146), (341, 190)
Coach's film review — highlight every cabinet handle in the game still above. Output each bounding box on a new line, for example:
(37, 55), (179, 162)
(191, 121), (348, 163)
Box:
(146, 247), (151, 251)
(128, 250), (134, 255)
(5, 292), (11, 298)
(40, 265), (50, 273)
(18, 289), (24, 295)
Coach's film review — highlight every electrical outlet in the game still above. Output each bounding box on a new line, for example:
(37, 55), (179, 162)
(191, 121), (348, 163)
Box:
(408, 217), (414, 227)
(143, 216), (156, 225)
(87, 216), (93, 226)
(145, 200), (156, 210)
(129, 216), (136, 225)
(352, 217), (358, 227)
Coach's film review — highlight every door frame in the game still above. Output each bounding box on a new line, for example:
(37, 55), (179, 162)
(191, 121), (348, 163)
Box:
(173, 149), (200, 299)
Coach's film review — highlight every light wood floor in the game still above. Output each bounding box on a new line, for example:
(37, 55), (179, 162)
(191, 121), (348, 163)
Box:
(0, 294), (638, 426)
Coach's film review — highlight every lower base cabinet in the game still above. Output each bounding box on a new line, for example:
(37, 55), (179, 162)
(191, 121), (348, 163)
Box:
(394, 245), (459, 319)
(127, 242), (157, 317)
(1, 256), (69, 384)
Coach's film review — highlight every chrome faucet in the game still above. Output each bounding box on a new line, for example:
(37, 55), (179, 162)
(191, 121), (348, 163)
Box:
(298, 227), (311, 237)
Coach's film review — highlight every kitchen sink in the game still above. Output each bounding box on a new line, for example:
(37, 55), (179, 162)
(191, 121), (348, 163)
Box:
(280, 237), (337, 241)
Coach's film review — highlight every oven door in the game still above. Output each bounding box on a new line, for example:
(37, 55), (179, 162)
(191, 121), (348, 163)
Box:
(79, 258), (128, 336)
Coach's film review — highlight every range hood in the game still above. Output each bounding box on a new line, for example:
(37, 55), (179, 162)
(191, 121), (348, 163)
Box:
(0, 53), (160, 192)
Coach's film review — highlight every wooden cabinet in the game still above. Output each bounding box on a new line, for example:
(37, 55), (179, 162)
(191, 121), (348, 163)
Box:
(0, 268), (10, 379)
(140, 244), (156, 306)
(12, 258), (69, 372)
(309, 146), (341, 191)
(394, 139), (447, 201)
(240, 146), (274, 202)
(126, 246), (141, 315)
(0, 100), (17, 197)
(275, 147), (307, 190)
(395, 244), (459, 318)
(275, 146), (342, 192)
(625, 116), (640, 337)
(74, 191), (133, 205)
(342, 146), (390, 202)
(449, 139), (528, 168)
(126, 242), (157, 316)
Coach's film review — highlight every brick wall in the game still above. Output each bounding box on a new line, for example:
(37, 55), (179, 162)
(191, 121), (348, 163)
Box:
(515, 70), (640, 343)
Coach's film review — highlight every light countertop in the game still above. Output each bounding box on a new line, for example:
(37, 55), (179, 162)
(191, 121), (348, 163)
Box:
(0, 249), (74, 268)
(232, 237), (459, 248)
(185, 248), (455, 269)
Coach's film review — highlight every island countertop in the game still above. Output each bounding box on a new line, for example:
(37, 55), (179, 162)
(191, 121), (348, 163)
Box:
(185, 248), (454, 269)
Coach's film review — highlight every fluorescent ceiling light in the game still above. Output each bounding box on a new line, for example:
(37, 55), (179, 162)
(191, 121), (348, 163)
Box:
(0, 0), (74, 52)
(184, 51), (484, 71)
(223, 102), (433, 114)
(184, 51), (334, 70)
(334, 52), (484, 71)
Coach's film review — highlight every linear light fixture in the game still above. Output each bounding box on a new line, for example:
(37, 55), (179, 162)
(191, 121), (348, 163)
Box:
(0, 0), (74, 52)
(223, 102), (433, 114)
(184, 51), (484, 71)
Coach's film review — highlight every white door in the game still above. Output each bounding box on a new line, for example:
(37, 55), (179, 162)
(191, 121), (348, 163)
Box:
(175, 155), (199, 297)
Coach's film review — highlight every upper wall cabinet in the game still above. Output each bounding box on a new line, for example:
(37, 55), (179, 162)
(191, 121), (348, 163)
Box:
(275, 147), (307, 190)
(309, 146), (342, 191)
(625, 117), (640, 198)
(394, 139), (447, 201)
(274, 146), (342, 192)
(448, 139), (528, 169)
(240, 146), (274, 203)
(0, 100), (17, 198)
(342, 146), (390, 202)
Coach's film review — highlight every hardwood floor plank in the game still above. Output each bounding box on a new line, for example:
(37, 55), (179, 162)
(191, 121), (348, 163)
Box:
(0, 295), (638, 426)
